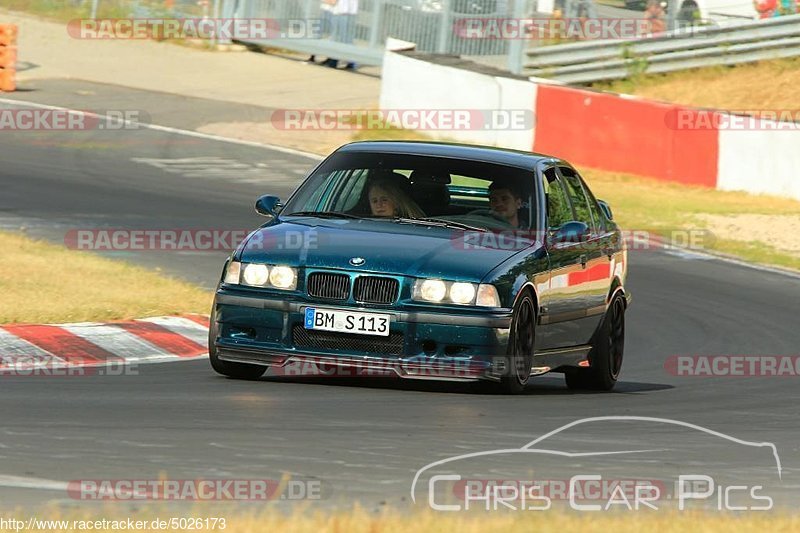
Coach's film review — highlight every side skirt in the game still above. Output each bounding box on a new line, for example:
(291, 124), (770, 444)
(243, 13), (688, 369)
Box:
(530, 345), (592, 376)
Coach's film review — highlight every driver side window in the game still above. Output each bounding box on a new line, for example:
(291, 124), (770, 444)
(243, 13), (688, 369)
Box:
(544, 168), (572, 230)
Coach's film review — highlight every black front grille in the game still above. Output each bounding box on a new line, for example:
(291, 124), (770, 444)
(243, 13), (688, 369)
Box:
(353, 276), (399, 304)
(292, 326), (403, 355)
(307, 272), (350, 300)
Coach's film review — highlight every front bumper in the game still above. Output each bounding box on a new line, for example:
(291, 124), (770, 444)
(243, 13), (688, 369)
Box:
(213, 290), (513, 382)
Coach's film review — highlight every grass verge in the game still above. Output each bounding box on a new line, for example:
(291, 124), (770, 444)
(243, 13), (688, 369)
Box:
(590, 57), (800, 111)
(0, 231), (212, 324)
(584, 168), (800, 270)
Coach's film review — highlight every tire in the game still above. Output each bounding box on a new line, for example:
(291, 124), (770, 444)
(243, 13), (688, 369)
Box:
(565, 294), (625, 391)
(496, 292), (536, 395)
(208, 318), (266, 380)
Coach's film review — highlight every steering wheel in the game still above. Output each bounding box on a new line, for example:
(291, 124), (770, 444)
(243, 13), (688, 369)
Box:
(467, 209), (512, 225)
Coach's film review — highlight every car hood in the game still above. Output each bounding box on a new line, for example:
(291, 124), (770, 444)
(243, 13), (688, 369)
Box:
(238, 218), (526, 281)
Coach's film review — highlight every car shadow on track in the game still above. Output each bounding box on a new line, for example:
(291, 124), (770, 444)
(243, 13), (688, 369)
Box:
(245, 375), (674, 395)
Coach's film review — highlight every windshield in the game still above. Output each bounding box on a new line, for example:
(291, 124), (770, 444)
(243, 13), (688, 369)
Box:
(282, 151), (537, 231)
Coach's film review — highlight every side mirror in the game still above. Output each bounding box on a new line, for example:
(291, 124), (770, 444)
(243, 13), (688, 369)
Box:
(548, 221), (589, 246)
(597, 200), (613, 221)
(255, 195), (282, 218)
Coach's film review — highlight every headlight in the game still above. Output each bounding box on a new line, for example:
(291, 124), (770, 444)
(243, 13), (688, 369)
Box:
(450, 282), (476, 305)
(412, 279), (500, 307)
(415, 279), (447, 302)
(242, 263), (269, 286)
(269, 265), (297, 290)
(225, 261), (297, 291)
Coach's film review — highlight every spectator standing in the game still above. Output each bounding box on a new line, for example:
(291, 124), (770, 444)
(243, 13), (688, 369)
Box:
(331, 0), (358, 69)
(644, 0), (666, 34)
(309, 0), (336, 64)
(332, 0), (358, 44)
(754, 0), (778, 18)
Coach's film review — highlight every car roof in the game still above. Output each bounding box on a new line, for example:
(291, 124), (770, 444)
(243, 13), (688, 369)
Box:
(335, 141), (560, 170)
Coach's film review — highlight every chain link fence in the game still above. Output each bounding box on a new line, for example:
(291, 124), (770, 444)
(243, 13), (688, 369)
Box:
(229, 0), (537, 70)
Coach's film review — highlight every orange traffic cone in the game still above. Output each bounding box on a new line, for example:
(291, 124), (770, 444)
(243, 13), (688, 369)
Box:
(0, 68), (15, 92)
(0, 45), (16, 66)
(0, 24), (18, 46)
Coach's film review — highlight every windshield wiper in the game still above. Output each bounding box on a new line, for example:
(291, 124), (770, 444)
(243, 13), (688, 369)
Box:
(286, 211), (363, 220)
(394, 217), (487, 232)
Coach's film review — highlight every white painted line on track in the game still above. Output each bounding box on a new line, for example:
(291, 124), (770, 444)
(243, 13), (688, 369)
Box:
(0, 474), (68, 492)
(0, 96), (324, 161)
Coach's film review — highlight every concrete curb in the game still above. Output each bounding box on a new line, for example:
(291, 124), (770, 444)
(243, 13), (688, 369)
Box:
(0, 314), (210, 374)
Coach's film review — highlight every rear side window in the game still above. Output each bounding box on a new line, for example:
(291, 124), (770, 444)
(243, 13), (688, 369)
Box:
(543, 168), (573, 230)
(558, 167), (595, 233)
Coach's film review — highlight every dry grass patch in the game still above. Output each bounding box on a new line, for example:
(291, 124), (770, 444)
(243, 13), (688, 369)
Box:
(0, 231), (212, 324)
(592, 58), (800, 112)
(581, 168), (800, 270)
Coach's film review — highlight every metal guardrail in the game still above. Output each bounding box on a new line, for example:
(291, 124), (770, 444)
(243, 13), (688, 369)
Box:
(523, 14), (800, 83)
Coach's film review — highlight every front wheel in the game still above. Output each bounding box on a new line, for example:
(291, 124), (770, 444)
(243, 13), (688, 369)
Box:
(565, 294), (625, 391)
(208, 318), (266, 380)
(496, 292), (536, 395)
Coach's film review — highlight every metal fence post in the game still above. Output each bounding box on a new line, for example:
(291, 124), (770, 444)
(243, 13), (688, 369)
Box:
(437, 0), (453, 53)
(507, 0), (528, 74)
(667, 0), (680, 31)
(369, 0), (384, 47)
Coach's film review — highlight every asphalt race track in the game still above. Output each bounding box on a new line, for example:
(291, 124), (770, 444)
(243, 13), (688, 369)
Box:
(1, 89), (799, 513)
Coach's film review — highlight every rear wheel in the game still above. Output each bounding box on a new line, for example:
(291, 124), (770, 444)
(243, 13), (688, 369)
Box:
(497, 292), (536, 395)
(208, 319), (266, 380)
(565, 294), (625, 391)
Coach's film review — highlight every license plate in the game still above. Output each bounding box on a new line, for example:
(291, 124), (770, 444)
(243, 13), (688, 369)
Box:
(304, 307), (391, 337)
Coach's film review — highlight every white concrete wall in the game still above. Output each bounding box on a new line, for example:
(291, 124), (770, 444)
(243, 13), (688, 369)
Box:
(380, 51), (536, 151)
(717, 123), (800, 201)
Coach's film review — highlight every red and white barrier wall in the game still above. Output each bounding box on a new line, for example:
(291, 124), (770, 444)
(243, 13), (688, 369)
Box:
(380, 51), (800, 201)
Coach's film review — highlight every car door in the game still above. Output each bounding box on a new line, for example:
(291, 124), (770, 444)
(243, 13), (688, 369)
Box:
(538, 167), (596, 349)
(557, 166), (613, 341)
